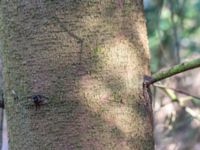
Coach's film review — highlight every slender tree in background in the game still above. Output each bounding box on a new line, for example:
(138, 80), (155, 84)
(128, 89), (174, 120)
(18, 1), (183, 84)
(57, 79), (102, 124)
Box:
(0, 0), (154, 149)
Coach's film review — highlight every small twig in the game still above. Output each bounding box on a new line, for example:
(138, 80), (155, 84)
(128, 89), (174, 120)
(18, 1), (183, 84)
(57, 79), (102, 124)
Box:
(153, 84), (200, 100)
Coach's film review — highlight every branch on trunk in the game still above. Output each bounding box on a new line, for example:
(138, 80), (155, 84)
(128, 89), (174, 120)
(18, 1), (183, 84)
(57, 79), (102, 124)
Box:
(147, 57), (200, 85)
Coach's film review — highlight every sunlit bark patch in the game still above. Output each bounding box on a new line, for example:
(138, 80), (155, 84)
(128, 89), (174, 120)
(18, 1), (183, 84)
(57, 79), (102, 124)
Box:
(78, 36), (147, 136)
(100, 37), (141, 91)
(79, 74), (145, 137)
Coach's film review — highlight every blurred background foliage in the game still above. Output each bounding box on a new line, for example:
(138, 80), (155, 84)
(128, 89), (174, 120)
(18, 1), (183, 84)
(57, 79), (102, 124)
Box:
(144, 0), (200, 72)
(144, 0), (200, 150)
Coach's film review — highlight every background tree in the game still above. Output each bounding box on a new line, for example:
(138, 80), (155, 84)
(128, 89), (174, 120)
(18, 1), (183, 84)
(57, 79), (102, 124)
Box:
(144, 0), (200, 149)
(0, 0), (154, 149)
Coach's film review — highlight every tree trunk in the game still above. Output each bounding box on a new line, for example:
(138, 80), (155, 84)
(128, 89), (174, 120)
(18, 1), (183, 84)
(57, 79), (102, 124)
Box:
(0, 0), (154, 149)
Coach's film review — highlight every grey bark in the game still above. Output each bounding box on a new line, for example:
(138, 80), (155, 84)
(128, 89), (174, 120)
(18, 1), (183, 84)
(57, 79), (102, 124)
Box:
(0, 0), (154, 149)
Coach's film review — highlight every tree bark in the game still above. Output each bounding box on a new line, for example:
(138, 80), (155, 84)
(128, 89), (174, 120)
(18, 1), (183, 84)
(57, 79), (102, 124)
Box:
(0, 0), (154, 149)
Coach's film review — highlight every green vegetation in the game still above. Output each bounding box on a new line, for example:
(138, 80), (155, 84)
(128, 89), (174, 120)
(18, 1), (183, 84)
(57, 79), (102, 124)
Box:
(144, 0), (200, 149)
(145, 0), (200, 72)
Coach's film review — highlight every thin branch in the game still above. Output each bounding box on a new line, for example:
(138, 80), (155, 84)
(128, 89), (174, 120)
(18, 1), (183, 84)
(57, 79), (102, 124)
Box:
(148, 57), (200, 85)
(153, 84), (200, 100)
